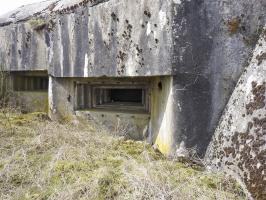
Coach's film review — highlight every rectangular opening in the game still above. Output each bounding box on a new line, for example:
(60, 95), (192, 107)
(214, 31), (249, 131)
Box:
(109, 89), (142, 103)
(94, 88), (145, 108)
(76, 83), (149, 113)
(13, 75), (48, 92)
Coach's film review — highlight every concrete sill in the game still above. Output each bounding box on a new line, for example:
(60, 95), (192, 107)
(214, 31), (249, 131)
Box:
(75, 109), (150, 117)
(14, 91), (47, 93)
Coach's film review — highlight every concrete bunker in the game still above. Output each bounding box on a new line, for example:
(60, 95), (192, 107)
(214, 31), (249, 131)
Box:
(10, 71), (49, 113)
(0, 0), (265, 198)
(49, 76), (173, 146)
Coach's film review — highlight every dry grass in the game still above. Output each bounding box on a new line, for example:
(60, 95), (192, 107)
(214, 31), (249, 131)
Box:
(0, 111), (246, 200)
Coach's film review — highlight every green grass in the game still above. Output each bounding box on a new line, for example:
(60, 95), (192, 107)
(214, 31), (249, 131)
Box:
(0, 111), (246, 200)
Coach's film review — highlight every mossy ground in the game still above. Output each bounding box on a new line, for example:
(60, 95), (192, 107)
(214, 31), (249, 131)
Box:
(0, 111), (246, 200)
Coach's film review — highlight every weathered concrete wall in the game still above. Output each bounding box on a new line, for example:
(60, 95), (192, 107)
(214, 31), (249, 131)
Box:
(76, 110), (150, 140)
(0, 22), (49, 71)
(49, 77), (75, 121)
(170, 74), (212, 155)
(49, 0), (173, 77)
(149, 76), (175, 154)
(168, 0), (266, 155)
(0, 0), (173, 76)
(206, 29), (266, 200)
(12, 92), (48, 113)
(0, 70), (8, 99)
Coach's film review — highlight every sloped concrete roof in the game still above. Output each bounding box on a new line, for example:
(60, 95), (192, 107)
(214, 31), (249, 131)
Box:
(0, 0), (57, 26)
(0, 0), (106, 26)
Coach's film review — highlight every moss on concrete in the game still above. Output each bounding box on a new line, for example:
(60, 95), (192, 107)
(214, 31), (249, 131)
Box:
(28, 18), (47, 31)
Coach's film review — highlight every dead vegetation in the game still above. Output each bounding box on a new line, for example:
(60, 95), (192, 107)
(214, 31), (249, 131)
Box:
(0, 111), (246, 200)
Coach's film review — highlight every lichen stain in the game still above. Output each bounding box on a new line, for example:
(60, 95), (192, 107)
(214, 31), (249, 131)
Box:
(256, 52), (266, 65)
(246, 82), (265, 115)
(227, 17), (241, 35)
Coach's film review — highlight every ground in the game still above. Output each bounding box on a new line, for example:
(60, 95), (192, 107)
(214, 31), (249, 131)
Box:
(0, 110), (246, 200)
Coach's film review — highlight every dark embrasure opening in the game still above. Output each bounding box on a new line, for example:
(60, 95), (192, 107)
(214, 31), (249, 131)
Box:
(13, 76), (48, 91)
(76, 84), (149, 112)
(109, 89), (142, 103)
